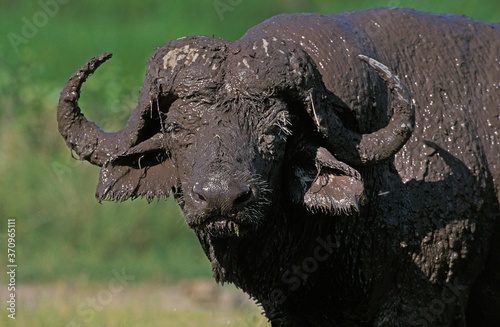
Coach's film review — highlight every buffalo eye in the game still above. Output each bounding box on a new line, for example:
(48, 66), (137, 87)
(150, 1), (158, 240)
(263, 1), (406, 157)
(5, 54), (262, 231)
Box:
(258, 132), (286, 160)
(165, 122), (182, 133)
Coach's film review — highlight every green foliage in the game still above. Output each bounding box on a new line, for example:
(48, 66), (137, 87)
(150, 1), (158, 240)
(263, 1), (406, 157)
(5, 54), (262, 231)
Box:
(0, 0), (498, 284)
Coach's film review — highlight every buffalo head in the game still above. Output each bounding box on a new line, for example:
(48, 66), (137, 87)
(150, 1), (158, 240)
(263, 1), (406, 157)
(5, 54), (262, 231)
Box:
(57, 36), (414, 240)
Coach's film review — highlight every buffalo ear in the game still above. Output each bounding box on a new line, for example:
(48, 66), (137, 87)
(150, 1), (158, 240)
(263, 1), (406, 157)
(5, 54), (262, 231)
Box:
(290, 145), (364, 215)
(96, 135), (178, 203)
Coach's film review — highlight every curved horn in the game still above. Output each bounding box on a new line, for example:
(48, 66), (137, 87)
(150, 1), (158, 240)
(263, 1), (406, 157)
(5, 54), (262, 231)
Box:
(57, 53), (147, 166)
(356, 55), (415, 164)
(312, 55), (415, 166)
(58, 38), (225, 167)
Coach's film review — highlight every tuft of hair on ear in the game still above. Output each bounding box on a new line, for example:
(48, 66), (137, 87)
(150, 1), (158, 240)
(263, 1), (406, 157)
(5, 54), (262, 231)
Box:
(290, 144), (364, 216)
(96, 148), (178, 203)
(304, 171), (364, 216)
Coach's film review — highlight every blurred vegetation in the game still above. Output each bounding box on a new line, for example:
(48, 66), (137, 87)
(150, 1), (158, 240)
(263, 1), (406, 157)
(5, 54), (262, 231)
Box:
(0, 0), (498, 286)
(0, 283), (267, 327)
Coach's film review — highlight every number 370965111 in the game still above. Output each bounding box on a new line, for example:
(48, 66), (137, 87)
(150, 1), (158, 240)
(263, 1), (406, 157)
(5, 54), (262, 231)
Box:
(7, 224), (16, 263)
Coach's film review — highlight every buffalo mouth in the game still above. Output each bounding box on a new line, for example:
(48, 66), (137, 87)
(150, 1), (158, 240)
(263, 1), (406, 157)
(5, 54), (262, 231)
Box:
(194, 217), (244, 238)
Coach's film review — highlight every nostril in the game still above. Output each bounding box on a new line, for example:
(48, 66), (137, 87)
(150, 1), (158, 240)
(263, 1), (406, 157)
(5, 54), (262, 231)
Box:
(196, 192), (207, 202)
(192, 182), (208, 203)
(233, 187), (254, 207)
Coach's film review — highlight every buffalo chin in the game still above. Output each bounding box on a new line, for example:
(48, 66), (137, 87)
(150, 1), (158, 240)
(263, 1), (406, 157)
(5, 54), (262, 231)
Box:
(195, 217), (244, 238)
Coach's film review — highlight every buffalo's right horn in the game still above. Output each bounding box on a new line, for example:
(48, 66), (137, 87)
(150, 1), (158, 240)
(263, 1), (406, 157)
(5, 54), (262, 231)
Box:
(57, 53), (148, 166)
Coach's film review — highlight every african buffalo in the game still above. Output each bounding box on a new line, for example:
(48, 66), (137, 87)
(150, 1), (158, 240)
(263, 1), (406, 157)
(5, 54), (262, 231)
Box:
(57, 8), (499, 326)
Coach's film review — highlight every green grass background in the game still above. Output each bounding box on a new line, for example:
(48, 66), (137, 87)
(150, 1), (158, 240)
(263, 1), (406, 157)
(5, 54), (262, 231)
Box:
(0, 0), (498, 325)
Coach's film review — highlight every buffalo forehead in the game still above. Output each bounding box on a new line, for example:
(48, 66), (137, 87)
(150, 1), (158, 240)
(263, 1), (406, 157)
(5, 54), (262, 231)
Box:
(158, 36), (297, 99)
(162, 45), (201, 70)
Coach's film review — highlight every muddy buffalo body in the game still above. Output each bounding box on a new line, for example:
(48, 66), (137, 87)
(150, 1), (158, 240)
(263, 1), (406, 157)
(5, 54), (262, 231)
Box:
(57, 8), (499, 326)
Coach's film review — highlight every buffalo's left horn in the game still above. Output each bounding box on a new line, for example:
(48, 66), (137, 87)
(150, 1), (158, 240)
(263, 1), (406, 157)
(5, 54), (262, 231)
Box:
(355, 55), (415, 164)
(316, 55), (415, 166)
(57, 53), (144, 166)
